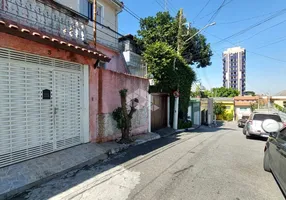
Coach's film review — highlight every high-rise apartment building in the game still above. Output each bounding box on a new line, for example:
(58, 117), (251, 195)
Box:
(223, 47), (246, 95)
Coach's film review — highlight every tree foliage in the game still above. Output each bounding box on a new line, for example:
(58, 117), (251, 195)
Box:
(213, 103), (226, 115)
(244, 91), (255, 96)
(137, 11), (213, 68)
(144, 42), (195, 118)
(201, 87), (239, 98)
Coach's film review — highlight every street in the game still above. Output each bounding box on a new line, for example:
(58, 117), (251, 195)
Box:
(17, 122), (284, 200)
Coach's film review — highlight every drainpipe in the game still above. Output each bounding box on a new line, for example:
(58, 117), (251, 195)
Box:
(93, 0), (97, 47)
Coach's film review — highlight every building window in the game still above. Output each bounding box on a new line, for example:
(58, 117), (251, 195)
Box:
(80, 0), (104, 23)
(87, 1), (93, 21)
(97, 4), (103, 24)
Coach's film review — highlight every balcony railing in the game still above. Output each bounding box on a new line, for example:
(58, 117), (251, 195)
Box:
(0, 0), (89, 45)
(123, 51), (147, 77)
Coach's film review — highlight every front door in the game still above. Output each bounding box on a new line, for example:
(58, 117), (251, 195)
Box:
(53, 70), (83, 150)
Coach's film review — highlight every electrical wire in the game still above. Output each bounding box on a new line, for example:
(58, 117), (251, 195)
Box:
(193, 0), (212, 23)
(207, 0), (227, 23)
(217, 9), (284, 25)
(257, 36), (286, 49)
(198, 0), (235, 21)
(155, 0), (177, 14)
(214, 9), (286, 44)
(123, 5), (142, 21)
(206, 32), (286, 63)
(237, 19), (286, 44)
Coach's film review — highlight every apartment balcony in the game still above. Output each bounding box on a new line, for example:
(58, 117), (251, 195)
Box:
(0, 0), (89, 46)
(123, 51), (147, 77)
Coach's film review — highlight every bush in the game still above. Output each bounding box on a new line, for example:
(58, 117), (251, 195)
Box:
(224, 112), (234, 121)
(178, 119), (193, 129)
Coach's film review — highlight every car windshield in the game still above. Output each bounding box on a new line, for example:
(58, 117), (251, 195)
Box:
(253, 114), (282, 122)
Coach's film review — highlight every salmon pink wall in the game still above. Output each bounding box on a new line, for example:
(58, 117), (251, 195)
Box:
(91, 69), (149, 142)
(96, 44), (128, 73)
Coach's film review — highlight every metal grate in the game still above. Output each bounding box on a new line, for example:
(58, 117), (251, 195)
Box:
(0, 48), (83, 168)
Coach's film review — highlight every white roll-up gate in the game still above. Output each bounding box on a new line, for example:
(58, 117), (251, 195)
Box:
(0, 48), (84, 167)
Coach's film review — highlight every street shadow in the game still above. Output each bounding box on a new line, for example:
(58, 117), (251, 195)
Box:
(13, 135), (184, 200)
(247, 136), (268, 142)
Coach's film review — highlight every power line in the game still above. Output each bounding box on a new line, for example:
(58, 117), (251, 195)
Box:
(208, 0), (227, 23)
(197, 0), (235, 21)
(206, 32), (286, 63)
(155, 0), (177, 14)
(217, 9), (284, 25)
(193, 0), (212, 23)
(155, 0), (166, 11)
(237, 19), (286, 44)
(123, 5), (141, 21)
(257, 36), (286, 49)
(214, 9), (286, 44)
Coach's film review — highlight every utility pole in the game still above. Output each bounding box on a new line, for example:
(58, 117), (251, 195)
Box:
(173, 8), (183, 130)
(177, 8), (183, 54)
(187, 22), (191, 35)
(93, 0), (97, 47)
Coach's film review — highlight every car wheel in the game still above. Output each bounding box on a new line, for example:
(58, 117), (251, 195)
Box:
(263, 150), (271, 172)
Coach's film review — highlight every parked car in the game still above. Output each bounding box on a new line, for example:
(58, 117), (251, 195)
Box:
(263, 120), (286, 196)
(238, 116), (249, 128)
(243, 113), (283, 138)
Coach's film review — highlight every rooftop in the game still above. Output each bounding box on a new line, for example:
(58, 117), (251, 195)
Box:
(223, 47), (245, 54)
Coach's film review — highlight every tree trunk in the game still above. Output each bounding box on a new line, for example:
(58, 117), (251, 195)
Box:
(120, 94), (130, 141)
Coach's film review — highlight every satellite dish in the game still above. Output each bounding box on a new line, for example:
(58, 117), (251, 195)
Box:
(262, 119), (280, 133)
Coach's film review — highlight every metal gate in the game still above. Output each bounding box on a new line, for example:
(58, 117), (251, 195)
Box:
(0, 48), (83, 167)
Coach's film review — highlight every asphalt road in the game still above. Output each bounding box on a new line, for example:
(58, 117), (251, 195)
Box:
(19, 122), (285, 200)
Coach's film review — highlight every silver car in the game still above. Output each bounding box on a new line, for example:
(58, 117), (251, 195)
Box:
(264, 127), (286, 196)
(243, 113), (283, 138)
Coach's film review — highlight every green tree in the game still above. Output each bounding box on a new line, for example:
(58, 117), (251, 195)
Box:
(211, 87), (239, 97)
(137, 11), (213, 68)
(144, 42), (195, 118)
(244, 91), (255, 96)
(213, 103), (226, 115)
(112, 89), (138, 143)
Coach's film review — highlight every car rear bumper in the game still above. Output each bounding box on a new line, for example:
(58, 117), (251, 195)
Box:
(248, 130), (269, 137)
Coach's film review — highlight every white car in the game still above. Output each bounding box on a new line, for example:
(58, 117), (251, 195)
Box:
(243, 113), (284, 138)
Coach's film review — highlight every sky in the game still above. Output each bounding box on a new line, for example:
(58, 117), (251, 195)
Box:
(118, 0), (286, 95)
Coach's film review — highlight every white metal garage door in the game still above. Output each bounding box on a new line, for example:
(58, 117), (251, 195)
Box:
(0, 48), (84, 167)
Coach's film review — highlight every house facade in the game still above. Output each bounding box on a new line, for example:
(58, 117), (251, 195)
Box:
(0, 0), (113, 168)
(234, 96), (259, 120)
(56, 0), (129, 73)
(0, 0), (150, 197)
(213, 97), (234, 121)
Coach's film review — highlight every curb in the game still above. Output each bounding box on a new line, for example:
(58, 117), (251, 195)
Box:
(6, 134), (161, 200)
(107, 134), (161, 156)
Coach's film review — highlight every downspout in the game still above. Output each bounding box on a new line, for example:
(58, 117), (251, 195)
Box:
(93, 0), (97, 47)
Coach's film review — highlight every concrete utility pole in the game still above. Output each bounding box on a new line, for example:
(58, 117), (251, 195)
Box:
(173, 8), (183, 130)
(93, 0), (97, 47)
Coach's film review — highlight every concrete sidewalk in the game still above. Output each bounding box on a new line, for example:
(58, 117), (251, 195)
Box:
(0, 132), (160, 200)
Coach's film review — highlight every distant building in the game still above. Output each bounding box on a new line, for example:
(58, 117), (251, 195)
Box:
(223, 47), (246, 95)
